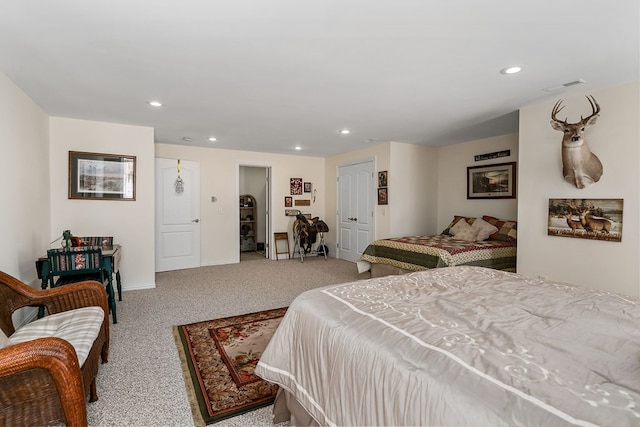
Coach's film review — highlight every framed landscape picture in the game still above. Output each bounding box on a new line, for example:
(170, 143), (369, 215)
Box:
(548, 198), (623, 242)
(69, 151), (136, 200)
(467, 162), (516, 199)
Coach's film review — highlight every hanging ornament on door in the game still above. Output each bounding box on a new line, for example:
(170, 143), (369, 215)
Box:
(175, 159), (185, 194)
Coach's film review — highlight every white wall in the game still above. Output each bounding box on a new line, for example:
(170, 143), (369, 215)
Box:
(436, 133), (519, 232)
(49, 118), (156, 290)
(0, 73), (50, 323)
(389, 142), (439, 237)
(518, 82), (639, 297)
(155, 144), (325, 264)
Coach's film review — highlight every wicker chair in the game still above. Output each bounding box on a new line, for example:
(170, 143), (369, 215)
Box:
(0, 271), (110, 427)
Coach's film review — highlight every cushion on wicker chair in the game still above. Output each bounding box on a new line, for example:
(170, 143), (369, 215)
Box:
(9, 306), (104, 366)
(0, 328), (9, 349)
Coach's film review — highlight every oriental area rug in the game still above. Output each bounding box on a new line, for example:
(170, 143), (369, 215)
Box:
(173, 307), (287, 426)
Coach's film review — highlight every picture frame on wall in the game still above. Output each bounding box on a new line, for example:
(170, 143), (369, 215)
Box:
(467, 161), (516, 199)
(284, 196), (292, 207)
(290, 178), (303, 195)
(378, 171), (388, 187)
(547, 198), (623, 242)
(377, 187), (388, 205)
(68, 151), (136, 200)
(304, 182), (312, 193)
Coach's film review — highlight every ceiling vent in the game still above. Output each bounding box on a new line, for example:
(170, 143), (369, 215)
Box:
(543, 79), (586, 92)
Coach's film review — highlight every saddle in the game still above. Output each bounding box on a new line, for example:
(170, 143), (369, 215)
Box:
(294, 215), (329, 254)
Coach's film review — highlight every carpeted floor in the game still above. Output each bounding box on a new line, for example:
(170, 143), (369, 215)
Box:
(86, 256), (367, 426)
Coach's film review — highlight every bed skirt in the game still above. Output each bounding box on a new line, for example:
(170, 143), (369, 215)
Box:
(370, 262), (413, 277)
(272, 389), (319, 426)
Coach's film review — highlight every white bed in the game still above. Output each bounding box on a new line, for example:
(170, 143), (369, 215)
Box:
(256, 266), (640, 427)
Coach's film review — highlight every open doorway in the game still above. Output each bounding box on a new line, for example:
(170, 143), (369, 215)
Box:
(239, 165), (271, 261)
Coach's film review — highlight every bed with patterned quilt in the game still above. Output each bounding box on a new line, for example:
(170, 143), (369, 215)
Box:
(255, 266), (640, 427)
(357, 215), (518, 276)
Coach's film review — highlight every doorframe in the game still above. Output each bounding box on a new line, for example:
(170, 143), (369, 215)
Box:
(336, 156), (376, 261)
(235, 161), (273, 261)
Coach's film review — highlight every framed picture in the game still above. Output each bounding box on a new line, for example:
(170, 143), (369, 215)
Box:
(69, 151), (136, 200)
(295, 199), (310, 206)
(378, 171), (388, 187)
(290, 178), (303, 195)
(467, 162), (516, 199)
(547, 198), (623, 242)
(284, 196), (292, 207)
(377, 188), (388, 205)
(304, 182), (312, 193)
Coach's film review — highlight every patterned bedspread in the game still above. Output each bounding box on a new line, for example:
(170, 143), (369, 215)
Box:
(359, 234), (517, 272)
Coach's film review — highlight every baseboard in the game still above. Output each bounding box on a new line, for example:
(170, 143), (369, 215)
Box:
(122, 282), (156, 291)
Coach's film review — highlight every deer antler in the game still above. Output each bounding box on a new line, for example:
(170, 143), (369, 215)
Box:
(551, 99), (567, 124)
(580, 95), (600, 123)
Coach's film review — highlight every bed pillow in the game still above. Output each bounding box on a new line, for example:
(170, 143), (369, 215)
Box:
(482, 215), (518, 242)
(441, 216), (476, 235)
(449, 218), (478, 241)
(471, 217), (499, 241)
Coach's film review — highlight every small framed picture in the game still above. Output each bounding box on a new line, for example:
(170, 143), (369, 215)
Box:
(377, 188), (388, 205)
(284, 196), (292, 207)
(378, 171), (388, 187)
(304, 182), (312, 193)
(290, 178), (303, 195)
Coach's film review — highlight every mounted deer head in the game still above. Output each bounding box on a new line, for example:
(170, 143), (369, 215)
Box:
(550, 95), (603, 189)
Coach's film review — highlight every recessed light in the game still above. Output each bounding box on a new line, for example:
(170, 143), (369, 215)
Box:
(208, 137), (217, 142)
(500, 66), (522, 75)
(339, 129), (351, 135)
(294, 145), (302, 150)
(148, 101), (163, 107)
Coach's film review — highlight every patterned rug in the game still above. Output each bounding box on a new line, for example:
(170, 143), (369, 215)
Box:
(173, 307), (287, 426)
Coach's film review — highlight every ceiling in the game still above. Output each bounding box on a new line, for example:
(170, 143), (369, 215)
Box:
(1, 1), (638, 157)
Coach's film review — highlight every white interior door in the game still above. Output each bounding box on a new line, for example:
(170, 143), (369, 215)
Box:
(155, 158), (201, 272)
(337, 160), (375, 262)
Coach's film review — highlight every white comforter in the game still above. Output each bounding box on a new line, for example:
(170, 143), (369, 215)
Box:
(255, 266), (640, 427)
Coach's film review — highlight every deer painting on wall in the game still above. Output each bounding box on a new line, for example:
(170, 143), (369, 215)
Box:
(550, 95), (603, 189)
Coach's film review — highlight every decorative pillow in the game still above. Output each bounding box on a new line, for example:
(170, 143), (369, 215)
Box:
(450, 219), (478, 241)
(482, 215), (518, 242)
(471, 217), (499, 241)
(441, 216), (476, 235)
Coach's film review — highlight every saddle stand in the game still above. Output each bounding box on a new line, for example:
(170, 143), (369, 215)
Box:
(292, 214), (329, 262)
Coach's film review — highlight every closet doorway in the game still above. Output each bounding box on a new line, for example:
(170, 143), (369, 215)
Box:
(238, 165), (271, 261)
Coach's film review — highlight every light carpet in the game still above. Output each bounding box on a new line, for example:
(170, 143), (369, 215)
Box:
(85, 256), (367, 426)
